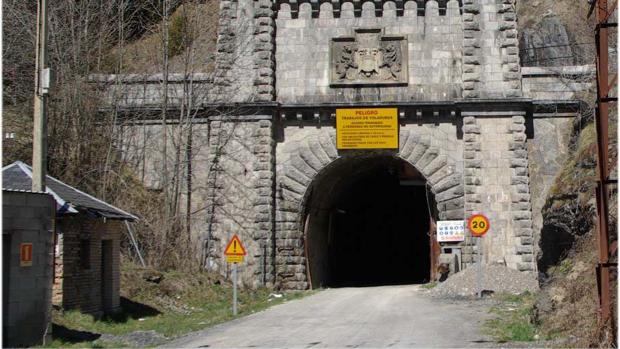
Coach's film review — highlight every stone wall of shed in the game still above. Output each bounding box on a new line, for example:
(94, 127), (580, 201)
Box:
(53, 216), (121, 315)
(3, 191), (55, 347)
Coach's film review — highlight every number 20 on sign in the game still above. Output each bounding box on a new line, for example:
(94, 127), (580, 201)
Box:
(468, 214), (490, 237)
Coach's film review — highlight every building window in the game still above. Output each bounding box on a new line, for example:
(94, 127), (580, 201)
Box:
(80, 239), (91, 269)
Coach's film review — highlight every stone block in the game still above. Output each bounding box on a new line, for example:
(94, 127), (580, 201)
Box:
(462, 124), (480, 134)
(463, 90), (480, 98)
(512, 211), (532, 221)
(463, 57), (480, 65)
(510, 159), (527, 168)
(463, 134), (477, 142)
(504, 29), (518, 38)
(464, 142), (481, 151)
(463, 116), (476, 125)
(509, 123), (526, 133)
(520, 237), (533, 245)
(510, 176), (528, 185)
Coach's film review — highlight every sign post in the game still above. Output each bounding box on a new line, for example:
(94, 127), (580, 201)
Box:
(467, 214), (490, 298)
(224, 235), (247, 315)
(232, 262), (238, 315)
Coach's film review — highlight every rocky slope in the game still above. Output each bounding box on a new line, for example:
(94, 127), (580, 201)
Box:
(518, 1), (617, 346)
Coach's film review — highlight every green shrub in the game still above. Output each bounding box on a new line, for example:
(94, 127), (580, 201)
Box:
(168, 14), (193, 57)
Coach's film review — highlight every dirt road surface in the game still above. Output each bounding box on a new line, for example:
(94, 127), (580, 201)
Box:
(163, 285), (495, 348)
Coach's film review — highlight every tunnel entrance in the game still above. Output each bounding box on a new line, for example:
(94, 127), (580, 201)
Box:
(303, 156), (436, 288)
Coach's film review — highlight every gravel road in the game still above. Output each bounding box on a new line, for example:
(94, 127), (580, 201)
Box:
(162, 285), (495, 348)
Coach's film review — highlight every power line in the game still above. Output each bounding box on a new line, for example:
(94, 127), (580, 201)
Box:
(519, 41), (596, 52)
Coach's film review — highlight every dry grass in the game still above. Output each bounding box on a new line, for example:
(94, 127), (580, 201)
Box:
(102, 1), (219, 74)
(47, 263), (312, 347)
(537, 235), (601, 346)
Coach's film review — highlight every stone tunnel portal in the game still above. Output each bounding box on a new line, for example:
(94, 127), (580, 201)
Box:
(303, 156), (436, 288)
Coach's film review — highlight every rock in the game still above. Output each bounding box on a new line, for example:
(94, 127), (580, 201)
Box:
(143, 270), (164, 284)
(430, 265), (539, 298)
(520, 15), (574, 67)
(549, 286), (566, 304)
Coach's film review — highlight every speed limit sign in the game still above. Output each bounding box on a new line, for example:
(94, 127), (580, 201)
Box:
(468, 214), (490, 237)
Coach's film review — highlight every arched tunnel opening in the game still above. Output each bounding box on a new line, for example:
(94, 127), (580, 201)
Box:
(303, 156), (437, 288)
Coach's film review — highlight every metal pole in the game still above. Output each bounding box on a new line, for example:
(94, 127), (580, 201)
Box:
(476, 236), (483, 298)
(124, 221), (146, 267)
(593, 0), (616, 324)
(233, 262), (238, 316)
(32, 0), (49, 192)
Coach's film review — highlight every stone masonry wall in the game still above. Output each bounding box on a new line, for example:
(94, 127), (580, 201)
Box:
(3, 191), (55, 347)
(275, 123), (465, 289)
(462, 0), (522, 98)
(53, 216), (121, 315)
(461, 115), (482, 265)
(461, 114), (534, 271)
(275, 0), (463, 103)
(214, 0), (258, 102)
(118, 123), (212, 240)
(203, 118), (275, 288)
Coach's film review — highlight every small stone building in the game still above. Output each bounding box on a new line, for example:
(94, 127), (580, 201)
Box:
(3, 190), (55, 347)
(3, 162), (137, 315)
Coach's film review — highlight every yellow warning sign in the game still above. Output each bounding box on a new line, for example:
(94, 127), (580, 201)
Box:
(224, 234), (247, 263)
(336, 108), (399, 149)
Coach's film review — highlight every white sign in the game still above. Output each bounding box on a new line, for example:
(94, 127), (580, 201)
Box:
(437, 220), (465, 242)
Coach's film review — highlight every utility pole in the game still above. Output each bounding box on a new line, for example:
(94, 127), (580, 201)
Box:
(590, 0), (617, 327)
(32, 0), (50, 192)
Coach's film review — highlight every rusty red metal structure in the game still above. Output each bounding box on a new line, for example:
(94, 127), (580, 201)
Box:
(591, 0), (617, 326)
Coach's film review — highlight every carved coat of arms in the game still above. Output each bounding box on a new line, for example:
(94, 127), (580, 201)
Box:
(330, 29), (408, 86)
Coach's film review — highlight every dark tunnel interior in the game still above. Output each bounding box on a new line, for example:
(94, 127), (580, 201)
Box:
(304, 157), (433, 288)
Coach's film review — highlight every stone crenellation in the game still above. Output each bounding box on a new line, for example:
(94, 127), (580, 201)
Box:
(275, 0), (463, 18)
(509, 115), (535, 271)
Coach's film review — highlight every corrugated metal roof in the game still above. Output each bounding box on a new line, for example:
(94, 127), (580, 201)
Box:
(2, 162), (137, 221)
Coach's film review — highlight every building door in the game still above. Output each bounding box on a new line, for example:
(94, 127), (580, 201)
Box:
(101, 240), (113, 313)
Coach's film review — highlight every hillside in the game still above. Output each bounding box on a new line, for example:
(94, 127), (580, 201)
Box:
(518, 1), (617, 346)
(102, 1), (220, 74)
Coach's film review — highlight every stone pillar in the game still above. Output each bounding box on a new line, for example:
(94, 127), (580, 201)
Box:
(499, 0), (522, 97)
(213, 0), (256, 101)
(203, 117), (276, 288)
(254, 0), (276, 101)
(214, 0), (237, 92)
(509, 115), (535, 271)
(462, 0), (481, 98)
(462, 115), (482, 266)
(252, 120), (276, 285)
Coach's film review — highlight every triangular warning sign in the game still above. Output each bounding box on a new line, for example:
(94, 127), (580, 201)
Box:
(224, 234), (247, 256)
